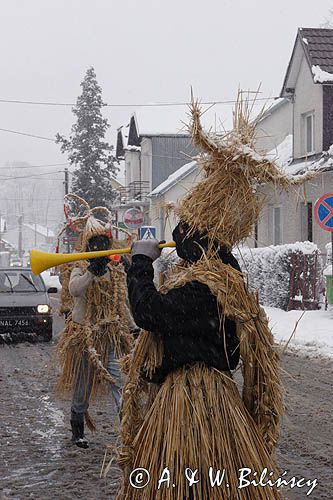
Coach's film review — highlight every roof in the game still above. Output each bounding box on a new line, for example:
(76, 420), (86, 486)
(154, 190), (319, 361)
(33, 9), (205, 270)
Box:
(266, 134), (333, 176)
(116, 127), (126, 159)
(110, 177), (124, 189)
(281, 28), (333, 95)
(132, 108), (189, 137)
(149, 160), (198, 196)
(257, 98), (289, 123)
(116, 107), (190, 151)
(300, 28), (333, 75)
(23, 224), (55, 238)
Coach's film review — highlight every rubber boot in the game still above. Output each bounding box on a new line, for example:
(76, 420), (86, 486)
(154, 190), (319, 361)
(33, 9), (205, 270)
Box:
(70, 415), (89, 449)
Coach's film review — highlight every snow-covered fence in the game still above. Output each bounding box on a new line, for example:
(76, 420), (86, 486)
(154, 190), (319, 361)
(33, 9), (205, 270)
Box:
(155, 243), (323, 311)
(236, 242), (324, 311)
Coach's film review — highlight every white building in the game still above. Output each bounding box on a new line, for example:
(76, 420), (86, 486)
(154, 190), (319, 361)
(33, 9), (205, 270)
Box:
(5, 223), (55, 255)
(254, 27), (333, 252)
(149, 161), (202, 241)
(114, 109), (197, 233)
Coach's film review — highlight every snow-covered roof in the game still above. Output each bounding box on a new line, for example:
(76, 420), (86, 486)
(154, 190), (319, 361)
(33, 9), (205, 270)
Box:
(285, 154), (333, 176)
(266, 134), (293, 169)
(133, 107), (189, 136)
(149, 160), (197, 196)
(282, 28), (333, 95)
(257, 98), (289, 123)
(267, 134), (333, 177)
(110, 177), (124, 189)
(23, 223), (55, 238)
(0, 238), (14, 250)
(312, 65), (333, 83)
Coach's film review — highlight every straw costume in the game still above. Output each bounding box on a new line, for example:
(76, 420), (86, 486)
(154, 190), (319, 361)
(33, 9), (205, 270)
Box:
(56, 195), (134, 447)
(114, 95), (317, 499)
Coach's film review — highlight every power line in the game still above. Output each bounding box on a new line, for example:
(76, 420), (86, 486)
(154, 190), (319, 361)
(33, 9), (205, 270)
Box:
(0, 170), (64, 181)
(0, 127), (55, 141)
(0, 162), (68, 170)
(2, 198), (65, 201)
(0, 96), (279, 108)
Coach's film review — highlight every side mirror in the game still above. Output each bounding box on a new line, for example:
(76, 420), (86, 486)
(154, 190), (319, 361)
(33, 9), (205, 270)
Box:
(47, 287), (58, 294)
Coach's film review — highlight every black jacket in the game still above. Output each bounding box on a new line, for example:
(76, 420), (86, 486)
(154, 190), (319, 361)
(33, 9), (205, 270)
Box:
(127, 255), (240, 383)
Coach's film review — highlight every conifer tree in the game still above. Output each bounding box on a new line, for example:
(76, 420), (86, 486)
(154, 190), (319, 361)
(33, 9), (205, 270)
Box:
(56, 67), (118, 208)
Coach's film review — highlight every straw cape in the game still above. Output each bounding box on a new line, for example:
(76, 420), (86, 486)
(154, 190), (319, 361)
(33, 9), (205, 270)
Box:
(56, 195), (133, 429)
(113, 94), (317, 499)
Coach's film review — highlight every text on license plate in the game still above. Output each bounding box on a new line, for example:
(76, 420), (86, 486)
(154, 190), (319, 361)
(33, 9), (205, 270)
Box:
(0, 319), (30, 327)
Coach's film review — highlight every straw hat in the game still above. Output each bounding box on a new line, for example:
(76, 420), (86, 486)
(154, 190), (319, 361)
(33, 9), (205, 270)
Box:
(57, 194), (131, 253)
(176, 94), (318, 249)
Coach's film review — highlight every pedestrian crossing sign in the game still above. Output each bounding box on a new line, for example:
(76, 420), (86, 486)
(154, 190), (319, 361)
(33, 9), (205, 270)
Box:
(139, 226), (157, 240)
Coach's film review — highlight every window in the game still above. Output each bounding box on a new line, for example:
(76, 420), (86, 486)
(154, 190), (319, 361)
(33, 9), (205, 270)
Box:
(301, 202), (313, 241)
(304, 112), (314, 154)
(273, 207), (282, 245)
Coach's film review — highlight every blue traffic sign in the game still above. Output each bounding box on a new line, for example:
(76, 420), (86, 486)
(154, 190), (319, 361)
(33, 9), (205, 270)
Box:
(314, 193), (333, 232)
(139, 226), (157, 239)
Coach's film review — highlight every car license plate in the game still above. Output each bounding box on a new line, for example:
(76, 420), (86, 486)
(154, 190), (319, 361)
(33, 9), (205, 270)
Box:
(0, 319), (30, 327)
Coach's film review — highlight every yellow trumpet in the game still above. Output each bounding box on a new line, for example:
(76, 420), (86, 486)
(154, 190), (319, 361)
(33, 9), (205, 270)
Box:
(30, 241), (176, 275)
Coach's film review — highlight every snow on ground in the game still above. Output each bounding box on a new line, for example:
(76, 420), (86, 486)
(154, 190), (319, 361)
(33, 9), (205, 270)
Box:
(265, 306), (333, 358)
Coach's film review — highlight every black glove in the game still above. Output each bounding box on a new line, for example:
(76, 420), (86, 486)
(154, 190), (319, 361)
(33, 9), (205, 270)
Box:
(87, 256), (109, 276)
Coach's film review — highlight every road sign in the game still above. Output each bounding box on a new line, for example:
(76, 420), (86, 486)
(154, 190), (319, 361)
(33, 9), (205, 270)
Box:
(139, 226), (156, 239)
(314, 193), (333, 232)
(123, 208), (144, 230)
(315, 192), (333, 281)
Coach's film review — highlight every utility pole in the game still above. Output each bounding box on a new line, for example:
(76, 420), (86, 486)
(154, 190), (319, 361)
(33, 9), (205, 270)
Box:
(64, 167), (70, 253)
(18, 214), (23, 259)
(64, 167), (69, 196)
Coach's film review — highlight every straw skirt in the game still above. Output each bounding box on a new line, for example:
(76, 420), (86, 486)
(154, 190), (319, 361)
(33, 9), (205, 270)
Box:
(118, 364), (282, 500)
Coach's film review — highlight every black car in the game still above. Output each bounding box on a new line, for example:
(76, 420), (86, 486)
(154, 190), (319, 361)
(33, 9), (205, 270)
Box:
(0, 267), (57, 343)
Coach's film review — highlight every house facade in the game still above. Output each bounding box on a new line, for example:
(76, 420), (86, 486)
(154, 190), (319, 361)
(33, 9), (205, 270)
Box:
(4, 223), (55, 257)
(254, 28), (333, 252)
(114, 111), (197, 233)
(149, 161), (202, 241)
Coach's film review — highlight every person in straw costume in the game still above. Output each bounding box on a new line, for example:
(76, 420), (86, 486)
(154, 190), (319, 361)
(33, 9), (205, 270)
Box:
(56, 195), (134, 449)
(114, 95), (317, 499)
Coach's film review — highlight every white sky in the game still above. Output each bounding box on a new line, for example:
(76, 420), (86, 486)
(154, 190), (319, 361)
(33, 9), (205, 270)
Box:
(0, 0), (332, 170)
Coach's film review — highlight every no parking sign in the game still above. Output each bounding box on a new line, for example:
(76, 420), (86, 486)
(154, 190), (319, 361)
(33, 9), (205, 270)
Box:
(314, 192), (333, 281)
(314, 193), (333, 231)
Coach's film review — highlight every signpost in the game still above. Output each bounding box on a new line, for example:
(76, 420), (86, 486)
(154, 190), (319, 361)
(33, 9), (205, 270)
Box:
(314, 192), (333, 305)
(123, 208), (144, 230)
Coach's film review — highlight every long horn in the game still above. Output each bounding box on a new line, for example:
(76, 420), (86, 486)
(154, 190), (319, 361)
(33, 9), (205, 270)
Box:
(30, 241), (176, 275)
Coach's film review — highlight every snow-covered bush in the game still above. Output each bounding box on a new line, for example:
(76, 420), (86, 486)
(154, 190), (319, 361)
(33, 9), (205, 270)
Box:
(236, 242), (323, 310)
(153, 242), (323, 310)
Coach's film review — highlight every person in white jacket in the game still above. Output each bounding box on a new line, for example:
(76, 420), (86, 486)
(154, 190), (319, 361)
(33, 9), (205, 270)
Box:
(56, 219), (134, 449)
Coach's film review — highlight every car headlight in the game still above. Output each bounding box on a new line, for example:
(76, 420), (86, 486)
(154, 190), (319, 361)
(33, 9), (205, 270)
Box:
(37, 304), (50, 314)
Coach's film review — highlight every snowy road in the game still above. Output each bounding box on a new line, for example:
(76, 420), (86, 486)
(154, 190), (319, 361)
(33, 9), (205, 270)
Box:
(0, 308), (332, 499)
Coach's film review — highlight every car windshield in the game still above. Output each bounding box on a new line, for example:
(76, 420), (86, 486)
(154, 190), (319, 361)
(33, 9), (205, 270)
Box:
(0, 270), (45, 293)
